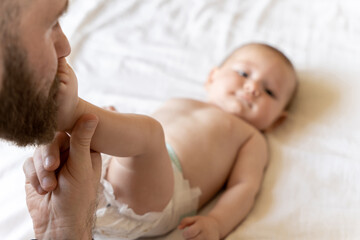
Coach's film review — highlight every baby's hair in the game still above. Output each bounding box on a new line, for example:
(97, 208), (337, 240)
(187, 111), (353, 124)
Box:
(219, 42), (298, 111)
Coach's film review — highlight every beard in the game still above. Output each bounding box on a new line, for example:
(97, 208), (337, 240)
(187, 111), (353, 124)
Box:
(0, 41), (59, 146)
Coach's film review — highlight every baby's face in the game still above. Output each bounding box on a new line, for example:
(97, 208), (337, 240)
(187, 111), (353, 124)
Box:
(206, 45), (296, 130)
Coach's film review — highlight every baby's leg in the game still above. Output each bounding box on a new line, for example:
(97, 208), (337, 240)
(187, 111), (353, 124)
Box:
(105, 122), (174, 215)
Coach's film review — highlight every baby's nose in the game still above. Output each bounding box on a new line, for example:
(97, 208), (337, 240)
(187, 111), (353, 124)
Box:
(244, 81), (260, 97)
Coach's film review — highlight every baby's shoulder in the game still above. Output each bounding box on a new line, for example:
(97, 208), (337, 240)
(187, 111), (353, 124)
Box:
(165, 98), (204, 106)
(231, 116), (264, 137)
(161, 98), (209, 112)
(229, 119), (268, 160)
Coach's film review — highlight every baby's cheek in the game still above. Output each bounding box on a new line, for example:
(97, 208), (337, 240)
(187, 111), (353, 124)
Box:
(227, 99), (242, 114)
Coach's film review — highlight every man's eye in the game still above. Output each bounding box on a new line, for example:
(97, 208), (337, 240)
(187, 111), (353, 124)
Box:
(237, 71), (248, 78)
(53, 21), (60, 28)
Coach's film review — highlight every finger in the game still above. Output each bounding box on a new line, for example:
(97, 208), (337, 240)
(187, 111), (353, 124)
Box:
(178, 217), (197, 229)
(69, 114), (99, 171)
(90, 151), (102, 183)
(41, 132), (69, 171)
(182, 224), (201, 240)
(23, 157), (46, 195)
(34, 132), (70, 192)
(33, 148), (57, 192)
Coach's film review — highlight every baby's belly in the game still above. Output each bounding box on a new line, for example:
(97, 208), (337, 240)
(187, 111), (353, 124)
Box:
(177, 149), (237, 207)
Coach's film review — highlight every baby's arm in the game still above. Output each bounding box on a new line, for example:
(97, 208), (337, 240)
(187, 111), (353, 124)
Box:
(179, 132), (268, 239)
(56, 59), (163, 157)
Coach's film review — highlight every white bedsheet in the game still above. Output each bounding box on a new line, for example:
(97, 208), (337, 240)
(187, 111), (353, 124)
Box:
(1, 0), (360, 239)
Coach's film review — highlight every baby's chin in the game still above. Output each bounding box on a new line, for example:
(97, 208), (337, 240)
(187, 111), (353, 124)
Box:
(222, 106), (246, 122)
(223, 99), (244, 116)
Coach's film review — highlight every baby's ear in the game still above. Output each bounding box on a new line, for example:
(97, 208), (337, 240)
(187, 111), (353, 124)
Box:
(264, 111), (288, 133)
(205, 67), (219, 88)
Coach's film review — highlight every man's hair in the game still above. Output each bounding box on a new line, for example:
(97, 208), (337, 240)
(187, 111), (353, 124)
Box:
(220, 42), (298, 111)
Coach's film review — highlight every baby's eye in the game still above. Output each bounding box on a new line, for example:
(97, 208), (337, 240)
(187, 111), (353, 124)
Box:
(265, 88), (275, 98)
(237, 70), (248, 78)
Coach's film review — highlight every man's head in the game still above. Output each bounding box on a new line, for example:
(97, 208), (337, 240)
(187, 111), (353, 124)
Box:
(0, 0), (71, 146)
(206, 43), (298, 131)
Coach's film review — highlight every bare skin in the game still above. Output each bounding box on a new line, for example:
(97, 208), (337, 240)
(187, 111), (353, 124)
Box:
(152, 98), (264, 208)
(1, 0), (102, 238)
(32, 43), (297, 239)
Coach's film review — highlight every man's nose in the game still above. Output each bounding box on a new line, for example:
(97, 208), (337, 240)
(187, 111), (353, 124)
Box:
(55, 25), (71, 59)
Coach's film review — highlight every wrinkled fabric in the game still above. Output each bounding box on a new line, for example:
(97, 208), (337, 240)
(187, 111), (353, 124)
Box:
(1, 0), (360, 239)
(94, 155), (201, 239)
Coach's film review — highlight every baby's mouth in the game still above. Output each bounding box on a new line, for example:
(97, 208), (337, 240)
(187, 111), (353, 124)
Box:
(238, 95), (253, 109)
(235, 91), (253, 109)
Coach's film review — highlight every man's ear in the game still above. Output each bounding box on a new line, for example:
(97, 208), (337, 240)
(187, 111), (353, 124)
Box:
(264, 111), (288, 133)
(205, 67), (219, 89)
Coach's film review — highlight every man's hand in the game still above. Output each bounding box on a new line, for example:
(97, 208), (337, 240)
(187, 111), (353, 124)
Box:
(56, 57), (80, 131)
(23, 114), (101, 239)
(178, 215), (221, 240)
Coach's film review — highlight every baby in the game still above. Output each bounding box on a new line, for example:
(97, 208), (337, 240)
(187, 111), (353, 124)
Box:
(56, 43), (297, 240)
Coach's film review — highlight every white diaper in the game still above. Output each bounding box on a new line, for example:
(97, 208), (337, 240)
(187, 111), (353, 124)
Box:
(93, 152), (202, 240)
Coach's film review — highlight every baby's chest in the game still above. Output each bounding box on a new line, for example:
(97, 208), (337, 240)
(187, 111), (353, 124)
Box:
(179, 118), (251, 164)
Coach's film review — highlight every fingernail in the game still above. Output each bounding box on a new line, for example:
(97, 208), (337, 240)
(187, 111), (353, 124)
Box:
(83, 120), (97, 129)
(44, 156), (55, 169)
(42, 176), (54, 189)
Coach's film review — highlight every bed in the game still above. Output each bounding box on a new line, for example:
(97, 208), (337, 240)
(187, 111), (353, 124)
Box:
(1, 0), (360, 239)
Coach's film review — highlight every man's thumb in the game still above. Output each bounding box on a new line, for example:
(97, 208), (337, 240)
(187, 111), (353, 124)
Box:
(70, 114), (99, 156)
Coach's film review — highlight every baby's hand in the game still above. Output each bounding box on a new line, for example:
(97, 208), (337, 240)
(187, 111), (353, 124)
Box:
(56, 58), (79, 131)
(178, 215), (221, 240)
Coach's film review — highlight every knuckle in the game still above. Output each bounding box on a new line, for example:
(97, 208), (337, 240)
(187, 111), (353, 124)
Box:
(22, 158), (31, 174)
(72, 135), (91, 149)
(29, 174), (39, 186)
(23, 158), (35, 176)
